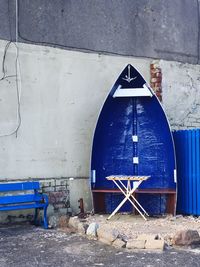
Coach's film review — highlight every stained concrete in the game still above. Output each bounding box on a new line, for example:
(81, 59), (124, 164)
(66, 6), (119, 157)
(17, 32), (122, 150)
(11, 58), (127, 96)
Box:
(1, 224), (200, 267)
(0, 0), (199, 64)
(0, 39), (151, 179)
(68, 178), (93, 214)
(161, 60), (200, 129)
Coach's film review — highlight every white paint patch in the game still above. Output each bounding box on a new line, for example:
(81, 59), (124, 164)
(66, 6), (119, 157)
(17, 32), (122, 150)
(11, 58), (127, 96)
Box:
(132, 135), (138, 142)
(133, 157), (139, 164)
(113, 87), (152, 97)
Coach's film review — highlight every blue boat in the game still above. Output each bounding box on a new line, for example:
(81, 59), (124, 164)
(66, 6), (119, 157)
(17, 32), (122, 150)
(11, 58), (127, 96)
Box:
(91, 64), (177, 215)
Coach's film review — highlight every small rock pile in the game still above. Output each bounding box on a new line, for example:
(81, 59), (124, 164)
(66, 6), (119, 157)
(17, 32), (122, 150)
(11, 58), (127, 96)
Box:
(57, 214), (200, 251)
(61, 216), (166, 251)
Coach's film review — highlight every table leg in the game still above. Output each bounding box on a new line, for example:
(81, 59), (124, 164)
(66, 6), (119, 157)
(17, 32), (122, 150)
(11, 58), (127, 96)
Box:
(118, 180), (149, 216)
(107, 180), (147, 221)
(107, 189), (134, 220)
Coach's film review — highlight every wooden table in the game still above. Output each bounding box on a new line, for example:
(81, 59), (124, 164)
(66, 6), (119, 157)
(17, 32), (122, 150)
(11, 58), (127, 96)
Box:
(106, 175), (150, 220)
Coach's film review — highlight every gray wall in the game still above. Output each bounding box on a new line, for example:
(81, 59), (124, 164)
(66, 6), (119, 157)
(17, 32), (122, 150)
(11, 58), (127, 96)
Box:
(161, 60), (200, 130)
(0, 0), (199, 64)
(0, 39), (151, 179)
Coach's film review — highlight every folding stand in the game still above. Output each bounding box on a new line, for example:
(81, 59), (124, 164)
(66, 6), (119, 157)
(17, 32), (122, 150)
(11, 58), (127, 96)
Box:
(106, 175), (150, 220)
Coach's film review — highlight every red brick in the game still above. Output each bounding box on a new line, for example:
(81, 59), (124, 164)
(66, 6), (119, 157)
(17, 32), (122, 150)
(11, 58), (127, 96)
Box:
(150, 63), (160, 69)
(151, 77), (162, 83)
(155, 77), (162, 83)
(156, 92), (162, 98)
(155, 67), (161, 72)
(150, 73), (157, 78)
(155, 82), (161, 87)
(150, 63), (155, 69)
(154, 86), (162, 92)
(150, 82), (155, 88)
(156, 72), (162, 78)
(151, 72), (161, 79)
(151, 69), (161, 74)
(150, 62), (162, 102)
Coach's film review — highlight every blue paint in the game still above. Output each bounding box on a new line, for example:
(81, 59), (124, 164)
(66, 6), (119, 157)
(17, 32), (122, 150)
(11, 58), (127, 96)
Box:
(0, 194), (42, 205)
(173, 129), (200, 216)
(188, 131), (191, 213)
(174, 131), (180, 212)
(91, 65), (176, 214)
(185, 130), (189, 213)
(0, 182), (40, 191)
(196, 130), (200, 215)
(178, 131), (185, 213)
(136, 96), (176, 189)
(137, 194), (167, 215)
(105, 193), (132, 213)
(192, 130), (196, 214)
(0, 182), (48, 229)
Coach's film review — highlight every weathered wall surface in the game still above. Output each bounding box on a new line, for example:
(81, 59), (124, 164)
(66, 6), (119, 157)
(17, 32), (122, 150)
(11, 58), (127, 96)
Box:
(0, 38), (200, 216)
(161, 60), (200, 130)
(0, 0), (199, 64)
(0, 40), (151, 179)
(0, 40), (151, 214)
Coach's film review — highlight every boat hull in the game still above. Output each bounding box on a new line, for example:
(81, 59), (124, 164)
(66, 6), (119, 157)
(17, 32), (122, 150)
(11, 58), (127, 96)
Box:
(91, 65), (176, 215)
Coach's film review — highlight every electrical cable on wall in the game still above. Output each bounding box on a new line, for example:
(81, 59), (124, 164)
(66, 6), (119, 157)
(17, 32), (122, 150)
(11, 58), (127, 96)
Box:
(0, 0), (21, 137)
(0, 41), (16, 81)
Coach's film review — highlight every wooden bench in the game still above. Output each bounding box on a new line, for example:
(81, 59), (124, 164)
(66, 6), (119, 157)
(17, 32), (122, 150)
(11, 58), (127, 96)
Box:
(92, 188), (176, 215)
(0, 182), (49, 229)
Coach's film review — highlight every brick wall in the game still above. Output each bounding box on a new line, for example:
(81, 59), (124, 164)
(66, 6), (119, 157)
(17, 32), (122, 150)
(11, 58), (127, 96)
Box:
(150, 61), (162, 102)
(40, 178), (70, 213)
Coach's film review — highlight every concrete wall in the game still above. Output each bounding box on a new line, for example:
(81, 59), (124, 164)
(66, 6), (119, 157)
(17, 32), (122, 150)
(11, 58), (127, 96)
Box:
(0, 39), (151, 215)
(0, 39), (151, 179)
(161, 60), (200, 130)
(0, 0), (199, 64)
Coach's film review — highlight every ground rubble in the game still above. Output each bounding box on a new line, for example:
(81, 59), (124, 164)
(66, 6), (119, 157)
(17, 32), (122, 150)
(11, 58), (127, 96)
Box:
(56, 213), (200, 252)
(2, 224), (200, 267)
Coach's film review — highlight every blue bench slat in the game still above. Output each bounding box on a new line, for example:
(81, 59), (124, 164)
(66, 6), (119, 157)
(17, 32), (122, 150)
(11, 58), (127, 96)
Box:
(0, 181), (48, 229)
(0, 194), (43, 205)
(0, 182), (40, 192)
(0, 203), (46, 211)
